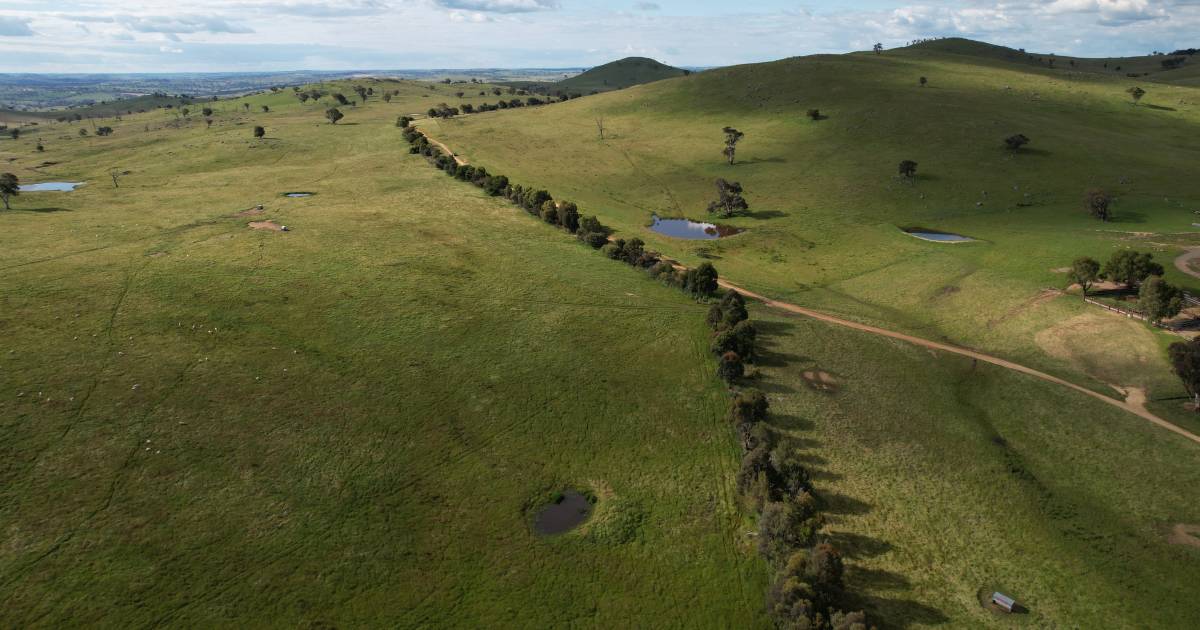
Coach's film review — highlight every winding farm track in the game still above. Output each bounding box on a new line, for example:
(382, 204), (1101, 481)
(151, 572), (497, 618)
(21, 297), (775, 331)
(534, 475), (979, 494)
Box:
(1175, 247), (1200, 280)
(419, 129), (1200, 447)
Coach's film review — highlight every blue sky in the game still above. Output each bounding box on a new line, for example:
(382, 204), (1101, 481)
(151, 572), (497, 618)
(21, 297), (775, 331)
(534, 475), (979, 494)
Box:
(0, 1), (1196, 72)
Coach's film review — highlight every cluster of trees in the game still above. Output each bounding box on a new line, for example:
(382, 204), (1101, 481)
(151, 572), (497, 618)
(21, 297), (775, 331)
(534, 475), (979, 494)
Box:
(429, 94), (570, 119)
(1068, 250), (1184, 323)
(1161, 57), (1188, 70)
(719, 348), (871, 628)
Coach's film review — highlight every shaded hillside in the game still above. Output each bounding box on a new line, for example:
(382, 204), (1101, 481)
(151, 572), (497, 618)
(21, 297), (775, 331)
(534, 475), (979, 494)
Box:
(556, 57), (688, 93)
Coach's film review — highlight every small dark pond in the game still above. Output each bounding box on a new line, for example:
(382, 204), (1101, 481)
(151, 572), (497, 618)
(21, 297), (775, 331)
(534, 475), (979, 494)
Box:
(20, 182), (85, 192)
(283, 192), (315, 198)
(903, 227), (973, 242)
(534, 490), (593, 535)
(650, 214), (738, 240)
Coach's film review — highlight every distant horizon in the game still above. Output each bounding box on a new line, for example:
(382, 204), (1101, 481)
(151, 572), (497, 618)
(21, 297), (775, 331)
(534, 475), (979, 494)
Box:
(1, 2), (1197, 73)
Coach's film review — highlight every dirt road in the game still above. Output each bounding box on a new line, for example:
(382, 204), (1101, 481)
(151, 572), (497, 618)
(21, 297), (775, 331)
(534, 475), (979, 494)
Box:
(721, 281), (1200, 446)
(1175, 247), (1200, 280)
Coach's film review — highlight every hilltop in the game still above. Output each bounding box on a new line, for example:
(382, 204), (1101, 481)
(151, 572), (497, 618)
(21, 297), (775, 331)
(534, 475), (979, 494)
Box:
(555, 57), (689, 93)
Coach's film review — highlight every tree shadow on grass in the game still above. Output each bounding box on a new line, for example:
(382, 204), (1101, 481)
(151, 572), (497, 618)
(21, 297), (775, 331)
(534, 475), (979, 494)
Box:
(1144, 104), (1177, 112)
(1013, 147), (1052, 157)
(754, 319), (797, 336)
(821, 491), (872, 516)
(745, 209), (788, 220)
(770, 413), (814, 432)
(855, 595), (951, 629)
(754, 349), (805, 368)
(17, 207), (71, 213)
(1108, 211), (1148, 224)
(827, 532), (894, 560)
(745, 156), (788, 164)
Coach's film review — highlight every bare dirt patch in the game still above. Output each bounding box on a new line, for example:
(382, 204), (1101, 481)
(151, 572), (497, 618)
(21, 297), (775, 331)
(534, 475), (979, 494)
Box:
(1166, 523), (1200, 548)
(249, 221), (284, 231)
(1050, 267), (1071, 273)
(802, 370), (839, 393)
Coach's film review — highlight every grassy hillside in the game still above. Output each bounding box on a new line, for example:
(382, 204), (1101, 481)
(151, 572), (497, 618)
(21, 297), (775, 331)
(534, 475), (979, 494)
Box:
(424, 40), (1200, 433)
(750, 304), (1200, 628)
(0, 94), (196, 124)
(906, 38), (1199, 82)
(0, 80), (767, 626)
(556, 57), (688, 93)
(4, 47), (1200, 629)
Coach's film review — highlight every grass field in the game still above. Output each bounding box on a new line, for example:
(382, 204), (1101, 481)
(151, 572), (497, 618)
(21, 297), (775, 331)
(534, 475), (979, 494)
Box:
(0, 82), (768, 626)
(424, 38), (1200, 433)
(748, 304), (1200, 628)
(4, 42), (1200, 629)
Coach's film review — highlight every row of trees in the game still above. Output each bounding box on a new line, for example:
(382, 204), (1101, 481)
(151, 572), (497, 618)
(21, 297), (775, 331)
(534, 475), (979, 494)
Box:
(428, 94), (573, 119)
(711, 299), (871, 629)
(1068, 250), (1184, 323)
(401, 121), (871, 627)
(403, 122), (727, 303)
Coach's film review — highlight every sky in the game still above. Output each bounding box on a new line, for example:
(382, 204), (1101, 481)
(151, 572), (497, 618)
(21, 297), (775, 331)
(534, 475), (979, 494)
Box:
(0, 1), (1197, 73)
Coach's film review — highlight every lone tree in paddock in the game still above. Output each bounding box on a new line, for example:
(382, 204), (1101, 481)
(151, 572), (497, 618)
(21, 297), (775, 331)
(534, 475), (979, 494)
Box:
(919, 76), (928, 87)
(383, 93), (392, 103)
(722, 126), (744, 165)
(202, 107), (213, 117)
(325, 108), (344, 124)
(1068, 257), (1101, 296)
(1004, 134), (1030, 151)
(261, 105), (269, 113)
(1084, 189), (1112, 221)
(1169, 339), (1200, 410)
(898, 160), (918, 183)
(254, 126), (265, 140)
(806, 109), (821, 121)
(708, 178), (749, 218)
(1127, 86), (1146, 105)
(873, 43), (884, 54)
(1102, 250), (1162, 288)
(0, 172), (18, 210)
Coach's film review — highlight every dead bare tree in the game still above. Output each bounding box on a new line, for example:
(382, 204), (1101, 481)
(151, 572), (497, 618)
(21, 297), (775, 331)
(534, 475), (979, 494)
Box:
(595, 118), (605, 140)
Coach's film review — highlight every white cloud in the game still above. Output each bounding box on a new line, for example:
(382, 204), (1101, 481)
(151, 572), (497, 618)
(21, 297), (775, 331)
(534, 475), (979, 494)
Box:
(448, 10), (494, 22)
(117, 15), (253, 35)
(1040, 0), (1168, 25)
(434, 0), (559, 14)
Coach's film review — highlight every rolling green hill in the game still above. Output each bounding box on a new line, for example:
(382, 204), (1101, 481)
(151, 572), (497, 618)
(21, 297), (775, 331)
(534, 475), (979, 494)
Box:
(556, 57), (689, 93)
(4, 39), (1200, 629)
(419, 42), (1200, 624)
(0, 80), (766, 626)
(426, 38), (1200, 420)
(906, 37), (1198, 82)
